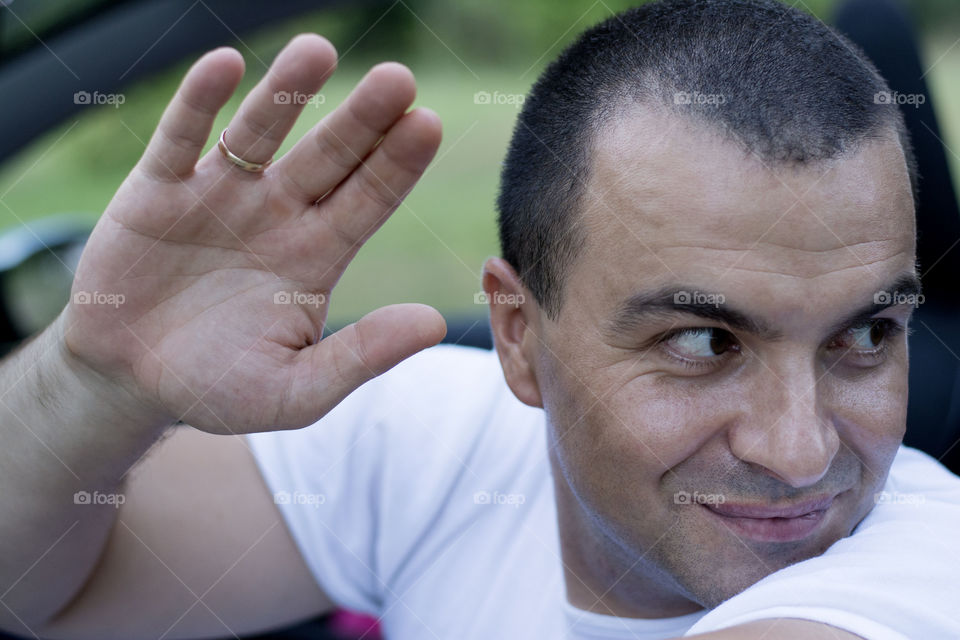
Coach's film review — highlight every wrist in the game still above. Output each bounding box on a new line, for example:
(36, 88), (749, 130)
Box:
(49, 309), (175, 436)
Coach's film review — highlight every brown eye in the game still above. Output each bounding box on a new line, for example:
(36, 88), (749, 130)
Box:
(829, 319), (903, 357)
(666, 328), (739, 358)
(710, 330), (737, 355)
(869, 321), (885, 347)
(848, 320), (884, 350)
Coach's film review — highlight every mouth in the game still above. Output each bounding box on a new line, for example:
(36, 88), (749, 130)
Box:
(700, 495), (836, 543)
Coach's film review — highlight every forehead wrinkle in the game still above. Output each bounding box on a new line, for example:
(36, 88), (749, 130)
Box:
(656, 243), (913, 281)
(663, 237), (907, 255)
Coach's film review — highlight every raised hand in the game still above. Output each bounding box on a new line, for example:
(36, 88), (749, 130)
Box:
(63, 35), (446, 434)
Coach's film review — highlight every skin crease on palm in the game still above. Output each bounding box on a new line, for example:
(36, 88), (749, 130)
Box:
(484, 102), (917, 619)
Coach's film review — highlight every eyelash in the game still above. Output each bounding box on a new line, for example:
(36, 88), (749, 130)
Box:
(655, 319), (906, 372)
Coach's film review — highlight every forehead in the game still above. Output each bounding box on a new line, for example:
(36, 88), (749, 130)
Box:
(577, 106), (915, 287)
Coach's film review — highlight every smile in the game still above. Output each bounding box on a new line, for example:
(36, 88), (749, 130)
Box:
(700, 496), (835, 543)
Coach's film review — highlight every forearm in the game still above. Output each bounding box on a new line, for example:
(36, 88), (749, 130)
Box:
(0, 310), (171, 632)
(684, 619), (862, 639)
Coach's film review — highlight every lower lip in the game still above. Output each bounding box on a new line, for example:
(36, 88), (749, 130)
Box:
(700, 504), (830, 543)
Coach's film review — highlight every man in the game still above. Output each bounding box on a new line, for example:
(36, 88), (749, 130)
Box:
(1, 0), (958, 638)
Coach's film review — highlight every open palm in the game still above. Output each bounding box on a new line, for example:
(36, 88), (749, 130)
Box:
(64, 35), (446, 434)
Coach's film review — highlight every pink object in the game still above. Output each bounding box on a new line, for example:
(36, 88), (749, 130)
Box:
(327, 609), (383, 639)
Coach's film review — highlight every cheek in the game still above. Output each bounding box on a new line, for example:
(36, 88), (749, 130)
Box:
(828, 361), (908, 480)
(544, 362), (743, 510)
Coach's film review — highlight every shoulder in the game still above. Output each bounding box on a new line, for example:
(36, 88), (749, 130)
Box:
(884, 445), (960, 497)
(244, 345), (552, 613)
(858, 445), (960, 530)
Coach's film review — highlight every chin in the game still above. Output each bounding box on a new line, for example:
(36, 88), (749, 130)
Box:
(658, 526), (845, 609)
(680, 561), (789, 609)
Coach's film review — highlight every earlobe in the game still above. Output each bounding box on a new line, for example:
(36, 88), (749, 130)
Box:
(482, 258), (544, 408)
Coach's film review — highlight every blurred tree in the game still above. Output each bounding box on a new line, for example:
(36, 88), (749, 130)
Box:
(908, 0), (960, 30)
(220, 0), (960, 72)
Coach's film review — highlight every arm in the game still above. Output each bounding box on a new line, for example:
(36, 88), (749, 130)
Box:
(0, 33), (444, 637)
(686, 619), (862, 639)
(40, 427), (332, 640)
(0, 314), (172, 631)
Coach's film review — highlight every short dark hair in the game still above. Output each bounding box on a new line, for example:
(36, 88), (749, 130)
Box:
(497, 0), (918, 319)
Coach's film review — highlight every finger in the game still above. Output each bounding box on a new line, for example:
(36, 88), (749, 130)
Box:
(290, 304), (446, 422)
(139, 47), (244, 180)
(215, 33), (337, 170)
(318, 107), (442, 253)
(274, 62), (417, 201)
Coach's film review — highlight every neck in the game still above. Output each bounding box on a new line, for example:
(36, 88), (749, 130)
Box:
(553, 471), (704, 619)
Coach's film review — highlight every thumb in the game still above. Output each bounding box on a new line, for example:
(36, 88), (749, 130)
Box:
(289, 303), (447, 423)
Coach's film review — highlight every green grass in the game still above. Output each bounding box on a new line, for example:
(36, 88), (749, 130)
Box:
(1, 27), (959, 325)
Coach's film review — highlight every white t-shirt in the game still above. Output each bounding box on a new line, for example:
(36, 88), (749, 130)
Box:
(246, 345), (960, 639)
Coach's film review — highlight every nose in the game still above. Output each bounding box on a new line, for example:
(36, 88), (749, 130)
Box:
(727, 363), (840, 488)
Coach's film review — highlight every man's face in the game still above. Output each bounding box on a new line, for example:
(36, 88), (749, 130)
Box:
(534, 107), (917, 608)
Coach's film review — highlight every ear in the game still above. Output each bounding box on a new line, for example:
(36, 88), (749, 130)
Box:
(482, 257), (543, 408)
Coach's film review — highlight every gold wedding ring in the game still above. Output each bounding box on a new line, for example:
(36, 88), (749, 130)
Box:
(217, 128), (272, 173)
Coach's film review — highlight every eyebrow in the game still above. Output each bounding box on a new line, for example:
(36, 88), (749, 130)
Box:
(606, 272), (922, 340)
